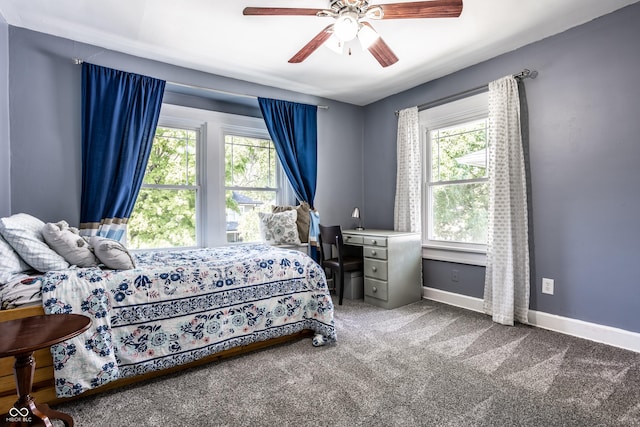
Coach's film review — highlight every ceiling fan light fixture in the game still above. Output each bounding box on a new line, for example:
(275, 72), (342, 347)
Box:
(324, 33), (345, 54)
(333, 11), (359, 41)
(357, 24), (380, 49)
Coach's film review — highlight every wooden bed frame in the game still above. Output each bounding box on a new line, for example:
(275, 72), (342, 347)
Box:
(0, 304), (312, 413)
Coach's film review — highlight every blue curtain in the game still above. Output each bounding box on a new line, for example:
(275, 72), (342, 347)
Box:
(258, 98), (318, 206)
(258, 98), (319, 259)
(80, 63), (165, 242)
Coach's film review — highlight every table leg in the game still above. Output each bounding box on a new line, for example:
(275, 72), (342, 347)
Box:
(35, 404), (74, 427)
(7, 352), (51, 427)
(1, 352), (74, 427)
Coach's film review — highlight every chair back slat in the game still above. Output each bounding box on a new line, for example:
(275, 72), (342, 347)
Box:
(318, 224), (344, 264)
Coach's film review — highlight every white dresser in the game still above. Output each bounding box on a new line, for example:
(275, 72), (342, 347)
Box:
(342, 229), (422, 309)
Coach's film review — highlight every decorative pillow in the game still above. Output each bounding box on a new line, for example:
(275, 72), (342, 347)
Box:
(258, 210), (301, 245)
(272, 202), (311, 243)
(0, 213), (69, 272)
(42, 221), (99, 268)
(0, 235), (31, 284)
(90, 236), (136, 270)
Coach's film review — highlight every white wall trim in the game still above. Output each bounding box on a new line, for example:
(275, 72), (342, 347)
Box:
(423, 286), (485, 313)
(423, 287), (640, 354)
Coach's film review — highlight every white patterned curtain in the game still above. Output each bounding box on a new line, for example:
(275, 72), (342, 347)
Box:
(483, 76), (530, 326)
(394, 107), (421, 232)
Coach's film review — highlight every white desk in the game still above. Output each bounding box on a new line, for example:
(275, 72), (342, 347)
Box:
(342, 229), (422, 309)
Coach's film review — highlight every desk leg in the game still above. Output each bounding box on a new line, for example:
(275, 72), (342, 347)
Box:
(3, 352), (74, 427)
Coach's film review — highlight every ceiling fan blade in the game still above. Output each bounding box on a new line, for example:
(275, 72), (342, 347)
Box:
(379, 0), (463, 19)
(289, 25), (334, 63)
(368, 38), (399, 67)
(360, 22), (398, 67)
(243, 7), (322, 16)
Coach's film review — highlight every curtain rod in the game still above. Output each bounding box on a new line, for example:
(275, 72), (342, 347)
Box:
(394, 68), (538, 116)
(165, 81), (330, 110)
(72, 58), (329, 110)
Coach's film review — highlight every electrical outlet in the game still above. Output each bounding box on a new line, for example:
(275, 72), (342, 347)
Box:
(451, 269), (459, 282)
(542, 278), (554, 295)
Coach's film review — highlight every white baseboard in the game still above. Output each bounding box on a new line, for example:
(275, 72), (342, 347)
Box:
(423, 287), (640, 354)
(423, 287), (485, 314)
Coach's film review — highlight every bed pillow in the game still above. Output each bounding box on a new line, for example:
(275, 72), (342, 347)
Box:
(42, 221), (99, 268)
(258, 210), (301, 245)
(90, 236), (136, 270)
(0, 235), (31, 284)
(272, 202), (311, 243)
(0, 213), (69, 272)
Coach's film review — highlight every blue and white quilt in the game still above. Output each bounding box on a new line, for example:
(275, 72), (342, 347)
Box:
(41, 243), (336, 398)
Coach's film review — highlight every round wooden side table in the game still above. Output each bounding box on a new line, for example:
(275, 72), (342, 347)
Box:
(0, 314), (91, 427)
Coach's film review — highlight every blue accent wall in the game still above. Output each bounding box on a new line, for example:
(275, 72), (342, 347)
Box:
(363, 3), (640, 333)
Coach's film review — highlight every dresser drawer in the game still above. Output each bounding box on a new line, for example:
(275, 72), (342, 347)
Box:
(343, 234), (363, 245)
(364, 278), (388, 301)
(364, 259), (388, 280)
(364, 246), (387, 260)
(364, 236), (387, 247)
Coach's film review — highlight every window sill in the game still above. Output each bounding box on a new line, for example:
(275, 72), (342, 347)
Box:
(422, 245), (486, 266)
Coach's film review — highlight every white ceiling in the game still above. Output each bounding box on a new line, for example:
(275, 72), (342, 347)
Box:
(0, 0), (638, 105)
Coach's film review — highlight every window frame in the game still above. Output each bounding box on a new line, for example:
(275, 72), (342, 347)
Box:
(420, 91), (489, 266)
(130, 120), (203, 250)
(132, 103), (293, 249)
(222, 130), (293, 244)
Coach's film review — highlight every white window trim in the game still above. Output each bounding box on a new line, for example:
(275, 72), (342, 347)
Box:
(419, 91), (489, 266)
(158, 104), (293, 248)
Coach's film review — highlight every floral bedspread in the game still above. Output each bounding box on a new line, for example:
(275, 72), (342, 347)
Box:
(41, 243), (336, 398)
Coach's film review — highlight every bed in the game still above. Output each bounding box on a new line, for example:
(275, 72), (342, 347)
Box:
(0, 242), (336, 411)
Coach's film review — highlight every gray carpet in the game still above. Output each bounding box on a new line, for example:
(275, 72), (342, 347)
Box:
(52, 298), (640, 426)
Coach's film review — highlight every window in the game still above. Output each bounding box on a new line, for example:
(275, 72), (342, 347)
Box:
(224, 134), (279, 243)
(429, 119), (488, 244)
(421, 92), (489, 265)
(127, 104), (293, 250)
(128, 126), (199, 249)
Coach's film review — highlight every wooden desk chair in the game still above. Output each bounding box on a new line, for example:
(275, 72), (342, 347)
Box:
(318, 225), (363, 305)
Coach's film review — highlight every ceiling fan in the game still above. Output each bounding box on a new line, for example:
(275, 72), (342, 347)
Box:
(243, 0), (463, 67)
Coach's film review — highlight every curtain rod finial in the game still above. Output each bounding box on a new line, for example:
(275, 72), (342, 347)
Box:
(73, 58), (84, 65)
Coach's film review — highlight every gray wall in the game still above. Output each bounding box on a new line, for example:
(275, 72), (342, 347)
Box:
(423, 260), (485, 299)
(6, 27), (364, 229)
(363, 3), (640, 333)
(0, 14), (9, 217)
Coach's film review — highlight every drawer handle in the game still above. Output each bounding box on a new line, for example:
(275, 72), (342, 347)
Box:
(372, 240), (377, 245)
(372, 266), (377, 272)
(372, 286), (378, 293)
(371, 250), (377, 256)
